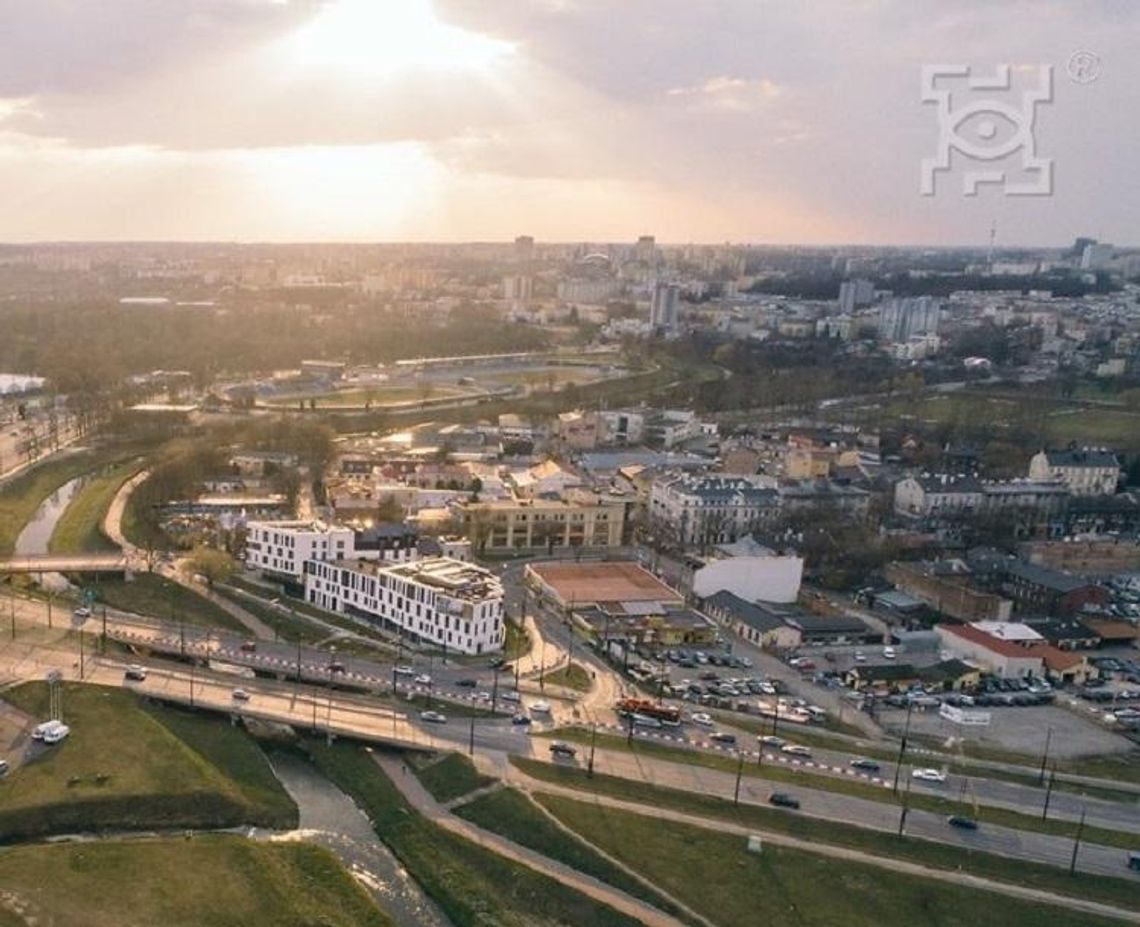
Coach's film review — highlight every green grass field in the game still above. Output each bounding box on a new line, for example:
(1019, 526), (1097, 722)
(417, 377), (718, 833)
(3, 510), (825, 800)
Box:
(93, 573), (245, 632)
(0, 682), (296, 840)
(538, 729), (1138, 848)
(456, 786), (692, 922)
(212, 584), (329, 644)
(408, 752), (495, 804)
(0, 835), (390, 927)
(303, 740), (640, 927)
(538, 794), (1129, 927)
(513, 758), (1140, 912)
(48, 458), (144, 555)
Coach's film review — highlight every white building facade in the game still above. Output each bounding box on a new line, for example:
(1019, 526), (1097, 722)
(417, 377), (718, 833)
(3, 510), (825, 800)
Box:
(304, 557), (504, 654)
(245, 521), (358, 581)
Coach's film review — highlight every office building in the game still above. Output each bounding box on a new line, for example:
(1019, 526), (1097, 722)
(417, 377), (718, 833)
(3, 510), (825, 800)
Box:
(877, 296), (940, 342)
(649, 281), (680, 333)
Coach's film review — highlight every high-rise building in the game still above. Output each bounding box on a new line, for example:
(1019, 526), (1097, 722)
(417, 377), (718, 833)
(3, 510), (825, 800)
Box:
(635, 235), (657, 264)
(650, 281), (680, 333)
(1080, 242), (1113, 270)
(838, 278), (874, 314)
(877, 296), (940, 342)
(514, 235), (535, 262)
(502, 274), (533, 302)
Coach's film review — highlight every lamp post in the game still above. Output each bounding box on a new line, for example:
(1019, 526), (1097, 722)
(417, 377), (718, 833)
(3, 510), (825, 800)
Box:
(326, 646), (337, 735)
(588, 722), (598, 778)
(733, 750), (744, 805)
(1069, 807), (1086, 876)
(468, 693), (476, 756)
(1038, 726), (1053, 785)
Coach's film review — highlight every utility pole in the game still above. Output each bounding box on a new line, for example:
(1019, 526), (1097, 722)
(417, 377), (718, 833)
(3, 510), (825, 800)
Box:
(626, 710), (635, 744)
(10, 592), (15, 640)
(468, 694), (476, 756)
(733, 750), (744, 805)
(1042, 764), (1055, 821)
(491, 667), (499, 715)
(77, 629), (84, 680)
(898, 776), (913, 836)
(588, 722), (597, 778)
(1069, 808), (1086, 876)
(1038, 726), (1053, 785)
(893, 701), (915, 795)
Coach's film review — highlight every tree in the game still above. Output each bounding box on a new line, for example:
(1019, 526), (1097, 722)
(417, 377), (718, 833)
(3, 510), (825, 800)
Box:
(376, 494), (404, 523)
(183, 546), (236, 588)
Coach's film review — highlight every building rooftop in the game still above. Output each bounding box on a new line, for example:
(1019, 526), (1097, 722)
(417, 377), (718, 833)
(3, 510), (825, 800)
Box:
(1040, 448), (1119, 468)
(703, 590), (793, 633)
(1005, 561), (1093, 594)
(343, 557), (501, 601)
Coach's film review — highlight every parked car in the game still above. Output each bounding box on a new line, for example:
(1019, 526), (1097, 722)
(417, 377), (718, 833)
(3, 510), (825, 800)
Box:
(768, 792), (801, 809)
(947, 815), (978, 830)
(849, 758), (881, 772)
(530, 701), (552, 713)
(912, 768), (947, 783)
(690, 712), (714, 727)
(419, 710), (448, 724)
(41, 723), (70, 745)
(32, 720), (66, 741)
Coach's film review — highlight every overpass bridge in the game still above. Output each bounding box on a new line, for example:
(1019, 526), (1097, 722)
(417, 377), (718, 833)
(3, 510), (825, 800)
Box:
(0, 554), (135, 575)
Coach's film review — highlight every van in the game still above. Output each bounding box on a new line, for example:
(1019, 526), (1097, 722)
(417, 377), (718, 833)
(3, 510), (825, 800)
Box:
(32, 720), (65, 741)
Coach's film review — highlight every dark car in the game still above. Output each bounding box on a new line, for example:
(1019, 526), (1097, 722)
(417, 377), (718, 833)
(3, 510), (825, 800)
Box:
(768, 792), (800, 809)
(510, 713), (532, 726)
(240, 640), (258, 653)
(849, 758), (881, 772)
(549, 741), (577, 758)
(709, 732), (737, 745)
(456, 678), (478, 688)
(947, 815), (978, 830)
(488, 657), (505, 669)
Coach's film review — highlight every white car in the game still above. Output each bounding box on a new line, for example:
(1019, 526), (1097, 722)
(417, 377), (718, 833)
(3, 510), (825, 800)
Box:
(231, 688), (251, 702)
(42, 723), (70, 745)
(853, 651), (867, 663)
(690, 712), (714, 727)
(500, 691), (521, 703)
(413, 674), (432, 686)
(73, 606), (92, 619)
(911, 767), (947, 783)
(393, 665), (415, 676)
(530, 700), (552, 714)
(781, 744), (812, 757)
(419, 710), (447, 724)
(33, 720), (63, 741)
(882, 647), (897, 660)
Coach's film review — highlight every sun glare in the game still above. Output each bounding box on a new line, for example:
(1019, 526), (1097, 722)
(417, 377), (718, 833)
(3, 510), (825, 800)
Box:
(283, 0), (514, 77)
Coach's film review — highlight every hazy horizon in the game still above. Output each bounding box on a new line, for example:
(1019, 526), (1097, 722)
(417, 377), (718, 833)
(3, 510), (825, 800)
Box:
(1, 1), (1136, 246)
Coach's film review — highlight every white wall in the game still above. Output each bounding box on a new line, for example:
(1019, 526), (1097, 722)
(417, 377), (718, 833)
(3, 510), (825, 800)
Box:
(693, 555), (803, 604)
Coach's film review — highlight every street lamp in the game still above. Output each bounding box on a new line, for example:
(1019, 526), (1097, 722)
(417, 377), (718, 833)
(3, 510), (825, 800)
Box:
(892, 700), (915, 795)
(588, 722), (598, 778)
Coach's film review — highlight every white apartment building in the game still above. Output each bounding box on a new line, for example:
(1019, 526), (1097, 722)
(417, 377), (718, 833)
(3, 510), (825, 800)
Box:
(649, 474), (778, 547)
(245, 519), (418, 581)
(245, 521), (357, 581)
(1028, 448), (1120, 496)
(304, 557), (504, 654)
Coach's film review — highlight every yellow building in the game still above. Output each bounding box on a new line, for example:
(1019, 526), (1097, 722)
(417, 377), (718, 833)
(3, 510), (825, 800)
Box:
(460, 494), (626, 552)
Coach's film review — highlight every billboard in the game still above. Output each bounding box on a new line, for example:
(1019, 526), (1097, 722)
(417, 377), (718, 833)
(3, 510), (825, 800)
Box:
(939, 703), (991, 727)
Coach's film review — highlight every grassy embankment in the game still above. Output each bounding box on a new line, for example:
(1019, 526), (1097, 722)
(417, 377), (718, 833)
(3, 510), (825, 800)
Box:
(47, 458), (145, 555)
(537, 793), (1132, 927)
(0, 682), (296, 841)
(407, 752), (495, 804)
(303, 740), (641, 927)
(513, 757), (1140, 913)
(0, 836), (391, 927)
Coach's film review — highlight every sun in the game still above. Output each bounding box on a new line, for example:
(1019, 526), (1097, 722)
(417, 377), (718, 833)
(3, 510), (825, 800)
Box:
(282, 0), (514, 77)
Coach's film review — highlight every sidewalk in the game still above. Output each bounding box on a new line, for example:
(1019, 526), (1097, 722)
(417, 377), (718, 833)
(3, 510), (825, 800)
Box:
(372, 752), (689, 927)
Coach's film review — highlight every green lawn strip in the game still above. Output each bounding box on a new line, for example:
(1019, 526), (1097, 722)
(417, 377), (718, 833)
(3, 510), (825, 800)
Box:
(0, 682), (296, 841)
(504, 621), (531, 660)
(714, 712), (1139, 802)
(47, 458), (144, 555)
(538, 727), (1138, 848)
(0, 447), (140, 556)
(535, 793), (1129, 927)
(538, 661), (592, 692)
(301, 740), (641, 927)
(94, 573), (245, 632)
(513, 758), (1140, 913)
(407, 752), (495, 803)
(1062, 752), (1140, 786)
(212, 585), (329, 645)
(0, 835), (391, 927)
(455, 786), (695, 923)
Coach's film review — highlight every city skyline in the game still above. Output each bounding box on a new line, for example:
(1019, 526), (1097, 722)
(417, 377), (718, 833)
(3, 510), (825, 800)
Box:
(0, 0), (1136, 246)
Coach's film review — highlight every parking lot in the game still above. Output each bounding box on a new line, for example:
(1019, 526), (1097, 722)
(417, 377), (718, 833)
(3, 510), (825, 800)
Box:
(877, 702), (1135, 759)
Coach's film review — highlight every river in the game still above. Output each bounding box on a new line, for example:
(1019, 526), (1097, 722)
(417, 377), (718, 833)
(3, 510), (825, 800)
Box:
(261, 750), (452, 927)
(14, 475), (87, 591)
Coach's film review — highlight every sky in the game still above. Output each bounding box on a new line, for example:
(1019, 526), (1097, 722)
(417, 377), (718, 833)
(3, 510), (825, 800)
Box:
(0, 0), (1136, 246)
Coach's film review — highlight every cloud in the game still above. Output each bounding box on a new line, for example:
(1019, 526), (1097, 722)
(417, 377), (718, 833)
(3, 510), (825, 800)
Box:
(666, 76), (783, 112)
